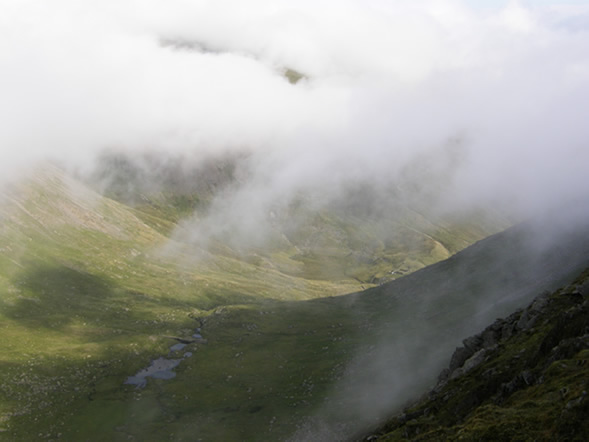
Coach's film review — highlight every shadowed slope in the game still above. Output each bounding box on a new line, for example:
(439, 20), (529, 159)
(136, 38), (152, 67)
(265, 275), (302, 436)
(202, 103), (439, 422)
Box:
(364, 270), (589, 441)
(290, 205), (589, 441)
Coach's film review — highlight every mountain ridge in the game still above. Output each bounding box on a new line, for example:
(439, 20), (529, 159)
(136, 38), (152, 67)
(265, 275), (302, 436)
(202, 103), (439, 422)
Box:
(363, 268), (589, 441)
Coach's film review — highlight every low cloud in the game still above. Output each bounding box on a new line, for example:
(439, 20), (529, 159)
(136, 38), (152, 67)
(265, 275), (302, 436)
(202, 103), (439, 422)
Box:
(1, 0), (588, 226)
(2, 0), (588, 219)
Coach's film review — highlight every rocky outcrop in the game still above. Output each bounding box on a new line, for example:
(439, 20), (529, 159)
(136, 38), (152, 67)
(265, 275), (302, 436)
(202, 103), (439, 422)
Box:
(363, 268), (589, 441)
(437, 289), (553, 386)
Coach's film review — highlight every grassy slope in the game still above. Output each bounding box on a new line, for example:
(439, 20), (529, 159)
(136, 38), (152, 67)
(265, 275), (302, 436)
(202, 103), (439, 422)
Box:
(1, 166), (587, 440)
(86, 151), (509, 286)
(0, 167), (360, 439)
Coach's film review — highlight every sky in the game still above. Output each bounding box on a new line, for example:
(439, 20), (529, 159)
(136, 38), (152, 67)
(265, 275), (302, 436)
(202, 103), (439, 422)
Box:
(468, 0), (588, 6)
(1, 0), (589, 217)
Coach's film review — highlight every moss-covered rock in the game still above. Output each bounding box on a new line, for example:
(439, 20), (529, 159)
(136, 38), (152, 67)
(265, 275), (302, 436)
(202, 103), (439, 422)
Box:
(365, 270), (589, 441)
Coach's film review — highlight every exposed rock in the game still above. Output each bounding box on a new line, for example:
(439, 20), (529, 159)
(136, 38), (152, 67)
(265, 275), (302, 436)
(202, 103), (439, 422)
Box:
(363, 269), (589, 441)
(450, 348), (488, 380)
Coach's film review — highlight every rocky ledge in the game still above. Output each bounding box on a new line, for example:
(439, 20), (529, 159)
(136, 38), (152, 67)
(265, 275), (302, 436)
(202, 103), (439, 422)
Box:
(364, 268), (589, 441)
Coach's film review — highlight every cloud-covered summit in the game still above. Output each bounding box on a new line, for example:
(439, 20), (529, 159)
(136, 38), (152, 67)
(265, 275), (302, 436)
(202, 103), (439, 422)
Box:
(1, 0), (588, 217)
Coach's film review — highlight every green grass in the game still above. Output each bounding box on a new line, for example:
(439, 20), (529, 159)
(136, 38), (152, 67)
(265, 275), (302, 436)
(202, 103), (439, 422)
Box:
(0, 167), (380, 439)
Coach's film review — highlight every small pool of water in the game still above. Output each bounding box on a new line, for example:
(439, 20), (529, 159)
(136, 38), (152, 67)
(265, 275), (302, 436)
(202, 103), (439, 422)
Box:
(124, 327), (202, 388)
(170, 343), (186, 352)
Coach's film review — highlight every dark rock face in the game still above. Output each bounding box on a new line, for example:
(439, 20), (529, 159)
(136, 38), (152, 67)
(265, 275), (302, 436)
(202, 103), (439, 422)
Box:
(363, 269), (589, 441)
(436, 287), (577, 388)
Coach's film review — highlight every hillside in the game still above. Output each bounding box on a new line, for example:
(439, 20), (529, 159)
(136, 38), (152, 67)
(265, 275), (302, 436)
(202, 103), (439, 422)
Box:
(364, 268), (589, 441)
(288, 205), (589, 441)
(0, 166), (588, 440)
(83, 151), (509, 285)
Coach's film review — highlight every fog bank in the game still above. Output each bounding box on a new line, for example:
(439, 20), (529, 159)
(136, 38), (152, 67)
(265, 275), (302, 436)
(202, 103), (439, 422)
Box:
(1, 0), (589, 220)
